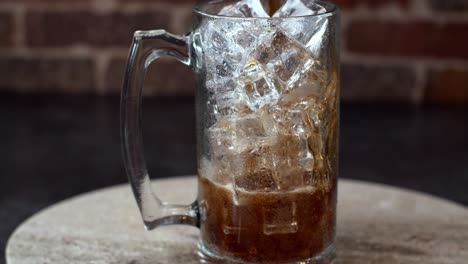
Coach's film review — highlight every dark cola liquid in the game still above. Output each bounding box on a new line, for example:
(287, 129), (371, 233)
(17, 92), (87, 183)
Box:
(199, 176), (336, 263)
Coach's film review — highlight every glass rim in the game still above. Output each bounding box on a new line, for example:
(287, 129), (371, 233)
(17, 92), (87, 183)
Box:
(193, 0), (339, 20)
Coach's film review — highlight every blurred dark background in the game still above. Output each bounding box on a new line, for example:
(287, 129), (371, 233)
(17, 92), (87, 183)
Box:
(1, 0), (468, 261)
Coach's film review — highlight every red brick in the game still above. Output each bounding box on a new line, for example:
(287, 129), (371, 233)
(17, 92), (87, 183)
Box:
(428, 0), (468, 12)
(26, 10), (171, 47)
(333, 0), (408, 9)
(179, 6), (194, 35)
(425, 69), (468, 104)
(0, 12), (14, 47)
(347, 21), (468, 60)
(0, 56), (95, 94)
(0, 0), (91, 5)
(122, 0), (408, 8)
(106, 57), (195, 96)
(341, 63), (417, 102)
(1, 0), (88, 1)
(121, 0), (196, 3)
(0, 0), (89, 2)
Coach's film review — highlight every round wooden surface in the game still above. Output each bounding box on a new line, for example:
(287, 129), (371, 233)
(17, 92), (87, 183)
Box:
(6, 176), (468, 264)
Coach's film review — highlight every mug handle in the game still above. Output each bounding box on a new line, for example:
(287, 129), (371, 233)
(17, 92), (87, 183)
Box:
(121, 30), (198, 230)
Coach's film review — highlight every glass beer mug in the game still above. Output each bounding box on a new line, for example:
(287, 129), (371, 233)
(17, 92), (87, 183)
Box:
(121, 0), (340, 263)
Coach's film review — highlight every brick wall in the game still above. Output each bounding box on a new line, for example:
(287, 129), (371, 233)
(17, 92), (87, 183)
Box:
(0, 0), (467, 104)
(337, 0), (468, 104)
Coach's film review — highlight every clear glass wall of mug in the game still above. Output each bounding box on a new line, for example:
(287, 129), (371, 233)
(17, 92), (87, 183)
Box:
(121, 1), (340, 263)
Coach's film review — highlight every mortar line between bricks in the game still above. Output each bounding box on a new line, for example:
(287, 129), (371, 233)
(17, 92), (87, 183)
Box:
(409, 0), (432, 19)
(343, 7), (468, 23)
(1, 49), (467, 71)
(114, 3), (193, 14)
(95, 52), (110, 95)
(91, 0), (117, 14)
(407, 0), (468, 21)
(0, 3), (88, 11)
(2, 3), (192, 13)
(412, 63), (427, 105)
(0, 47), (129, 57)
(342, 53), (468, 69)
(0, 3), (25, 11)
(0, 48), (179, 68)
(14, 5), (25, 49)
(171, 5), (194, 35)
(340, 13), (350, 64)
(2, 2), (468, 21)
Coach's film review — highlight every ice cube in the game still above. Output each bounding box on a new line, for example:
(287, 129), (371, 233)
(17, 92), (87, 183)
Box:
(213, 19), (262, 54)
(274, 0), (328, 18)
(203, 24), (244, 90)
(212, 81), (242, 116)
(234, 115), (268, 138)
(211, 30), (229, 51)
(251, 30), (315, 89)
(209, 122), (236, 155)
(210, 114), (272, 156)
(276, 134), (308, 156)
(203, 20), (269, 109)
(218, 0), (270, 17)
(269, 0), (330, 54)
(237, 60), (283, 110)
(272, 20), (307, 43)
(208, 116), (266, 185)
(304, 89), (334, 139)
(274, 133), (310, 190)
(234, 144), (278, 192)
(234, 120), (274, 155)
(280, 68), (327, 106)
(235, 168), (277, 192)
(208, 129), (237, 184)
(235, 29), (258, 49)
(211, 79), (257, 118)
(204, 19), (264, 65)
(263, 202), (298, 235)
(272, 107), (309, 135)
(305, 19), (329, 56)
(303, 97), (335, 191)
(274, 16), (328, 49)
(215, 61), (236, 77)
(252, 43), (274, 65)
(214, 94), (236, 116)
(273, 0), (322, 18)
(205, 26), (243, 65)
(287, 109), (307, 134)
(257, 105), (279, 135)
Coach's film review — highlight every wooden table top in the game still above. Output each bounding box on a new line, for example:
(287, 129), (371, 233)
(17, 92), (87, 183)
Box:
(6, 176), (468, 264)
